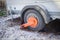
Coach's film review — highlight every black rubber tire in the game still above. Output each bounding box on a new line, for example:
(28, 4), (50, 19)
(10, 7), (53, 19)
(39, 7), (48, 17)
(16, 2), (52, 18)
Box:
(24, 9), (45, 31)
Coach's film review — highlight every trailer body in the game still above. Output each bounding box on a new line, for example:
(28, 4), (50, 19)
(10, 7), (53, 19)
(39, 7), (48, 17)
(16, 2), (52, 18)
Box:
(6, 0), (60, 24)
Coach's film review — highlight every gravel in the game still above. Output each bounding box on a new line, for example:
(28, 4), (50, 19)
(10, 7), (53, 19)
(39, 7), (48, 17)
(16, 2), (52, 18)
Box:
(0, 20), (60, 40)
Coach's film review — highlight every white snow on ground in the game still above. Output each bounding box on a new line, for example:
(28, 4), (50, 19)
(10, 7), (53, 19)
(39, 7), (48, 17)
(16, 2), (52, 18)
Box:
(0, 20), (60, 40)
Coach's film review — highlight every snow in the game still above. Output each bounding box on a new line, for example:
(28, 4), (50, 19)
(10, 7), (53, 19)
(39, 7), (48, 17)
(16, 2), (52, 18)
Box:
(0, 19), (60, 40)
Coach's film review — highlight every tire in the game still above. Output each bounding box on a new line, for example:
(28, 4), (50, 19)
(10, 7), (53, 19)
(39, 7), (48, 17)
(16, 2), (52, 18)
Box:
(23, 9), (45, 31)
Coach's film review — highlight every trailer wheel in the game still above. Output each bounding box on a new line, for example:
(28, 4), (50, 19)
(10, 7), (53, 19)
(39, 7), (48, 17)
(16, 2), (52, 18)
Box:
(23, 9), (45, 31)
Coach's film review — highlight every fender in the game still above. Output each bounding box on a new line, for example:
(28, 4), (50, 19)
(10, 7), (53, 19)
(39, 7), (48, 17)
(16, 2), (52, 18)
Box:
(21, 5), (51, 24)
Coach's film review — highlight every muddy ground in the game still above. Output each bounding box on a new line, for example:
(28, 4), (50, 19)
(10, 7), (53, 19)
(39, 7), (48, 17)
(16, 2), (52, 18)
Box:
(0, 18), (60, 40)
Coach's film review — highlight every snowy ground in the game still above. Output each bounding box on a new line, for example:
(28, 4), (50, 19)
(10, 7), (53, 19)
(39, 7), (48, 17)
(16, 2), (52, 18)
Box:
(0, 18), (60, 40)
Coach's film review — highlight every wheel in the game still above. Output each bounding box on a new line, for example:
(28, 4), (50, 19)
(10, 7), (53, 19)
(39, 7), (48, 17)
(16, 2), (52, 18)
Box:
(23, 9), (45, 31)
